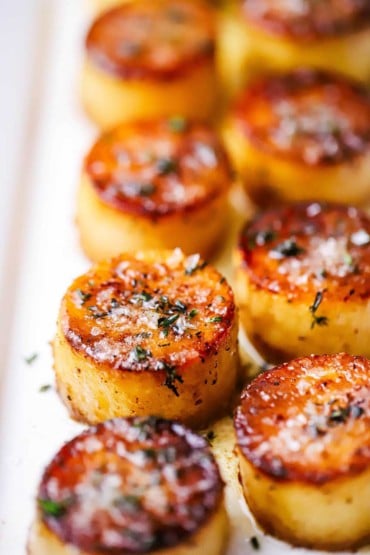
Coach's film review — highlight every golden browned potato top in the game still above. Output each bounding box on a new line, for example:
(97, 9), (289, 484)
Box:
(241, 0), (370, 40)
(38, 417), (223, 553)
(85, 119), (232, 219)
(235, 353), (370, 484)
(232, 69), (370, 166)
(238, 202), (370, 311)
(60, 250), (235, 396)
(85, 0), (215, 81)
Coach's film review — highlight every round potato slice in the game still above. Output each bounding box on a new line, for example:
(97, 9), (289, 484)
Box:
(54, 249), (239, 427)
(78, 118), (232, 262)
(234, 202), (370, 363)
(220, 0), (370, 90)
(28, 416), (229, 555)
(224, 69), (370, 207)
(234, 353), (370, 551)
(81, 0), (218, 129)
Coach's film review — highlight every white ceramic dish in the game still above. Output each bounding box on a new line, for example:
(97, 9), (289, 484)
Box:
(0, 2), (369, 554)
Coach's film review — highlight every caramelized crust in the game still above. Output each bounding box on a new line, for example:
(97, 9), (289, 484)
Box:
(239, 202), (370, 303)
(84, 119), (232, 219)
(235, 353), (370, 484)
(37, 417), (224, 552)
(241, 0), (370, 40)
(232, 69), (370, 167)
(60, 250), (235, 393)
(85, 0), (216, 81)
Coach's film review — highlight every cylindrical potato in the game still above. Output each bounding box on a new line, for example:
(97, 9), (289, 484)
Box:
(224, 69), (370, 207)
(234, 353), (370, 551)
(78, 118), (232, 262)
(81, 0), (219, 129)
(220, 0), (370, 90)
(28, 417), (229, 555)
(54, 249), (239, 428)
(234, 202), (370, 363)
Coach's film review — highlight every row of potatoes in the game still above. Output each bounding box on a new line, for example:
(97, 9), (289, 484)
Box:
(29, 1), (370, 555)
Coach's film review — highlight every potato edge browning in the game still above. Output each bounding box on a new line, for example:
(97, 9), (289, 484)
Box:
(28, 503), (229, 555)
(83, 120), (233, 218)
(28, 418), (228, 554)
(234, 202), (370, 360)
(235, 353), (370, 483)
(85, 1), (216, 82)
(234, 353), (370, 550)
(240, 0), (370, 41)
(53, 250), (239, 427)
(53, 317), (239, 428)
(77, 118), (232, 259)
(229, 69), (370, 166)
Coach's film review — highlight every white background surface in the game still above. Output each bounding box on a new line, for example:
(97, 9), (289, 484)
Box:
(0, 2), (369, 554)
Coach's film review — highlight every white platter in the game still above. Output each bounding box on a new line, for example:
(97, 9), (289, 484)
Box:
(0, 1), (369, 554)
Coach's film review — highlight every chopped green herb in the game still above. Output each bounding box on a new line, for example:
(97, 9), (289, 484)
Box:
(87, 306), (108, 319)
(132, 291), (153, 303)
(143, 448), (156, 459)
(189, 308), (198, 318)
(156, 157), (178, 175)
(25, 353), (38, 365)
(309, 291), (329, 329)
(209, 316), (223, 323)
(158, 313), (180, 329)
(39, 384), (52, 393)
(270, 239), (305, 259)
(173, 300), (187, 313)
(38, 499), (67, 518)
(138, 183), (156, 197)
(250, 536), (260, 550)
(168, 115), (188, 133)
(133, 345), (152, 362)
(76, 289), (92, 304)
(157, 361), (183, 396)
(248, 229), (276, 249)
(329, 406), (350, 424)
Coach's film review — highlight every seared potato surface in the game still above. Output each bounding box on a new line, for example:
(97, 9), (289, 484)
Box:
(221, 0), (370, 88)
(234, 353), (370, 551)
(82, 0), (218, 128)
(235, 202), (370, 362)
(54, 249), (238, 427)
(29, 417), (228, 555)
(78, 118), (232, 261)
(224, 69), (370, 206)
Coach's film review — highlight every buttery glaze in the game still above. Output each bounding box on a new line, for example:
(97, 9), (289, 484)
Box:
(235, 202), (370, 362)
(234, 70), (370, 166)
(85, 119), (231, 218)
(86, 0), (215, 81)
(232, 69), (370, 166)
(78, 118), (232, 261)
(241, 0), (370, 41)
(82, 0), (218, 128)
(224, 69), (370, 206)
(54, 249), (238, 427)
(234, 353), (370, 550)
(30, 417), (228, 555)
